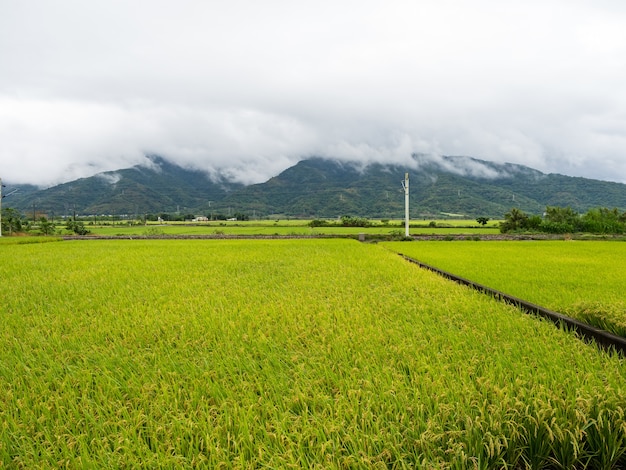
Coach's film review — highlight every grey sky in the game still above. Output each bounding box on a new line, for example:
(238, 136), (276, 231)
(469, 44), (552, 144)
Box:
(2, 0), (626, 186)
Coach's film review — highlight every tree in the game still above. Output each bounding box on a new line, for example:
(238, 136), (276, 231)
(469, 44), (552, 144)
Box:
(38, 217), (56, 236)
(476, 217), (490, 226)
(544, 206), (579, 224)
(581, 207), (625, 234)
(340, 215), (372, 227)
(66, 219), (90, 235)
(499, 208), (529, 233)
(1, 207), (23, 235)
(543, 206), (580, 232)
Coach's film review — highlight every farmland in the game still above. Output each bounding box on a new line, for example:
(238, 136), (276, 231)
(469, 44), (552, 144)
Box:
(26, 218), (501, 237)
(1, 239), (626, 467)
(383, 240), (626, 338)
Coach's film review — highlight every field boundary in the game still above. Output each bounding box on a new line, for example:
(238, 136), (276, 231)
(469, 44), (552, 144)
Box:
(398, 253), (626, 355)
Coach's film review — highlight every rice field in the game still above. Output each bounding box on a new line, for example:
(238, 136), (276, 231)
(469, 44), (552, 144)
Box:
(383, 240), (626, 338)
(1, 239), (625, 468)
(55, 219), (501, 237)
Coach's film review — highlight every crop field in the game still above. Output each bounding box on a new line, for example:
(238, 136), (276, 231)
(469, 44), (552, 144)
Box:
(1, 239), (626, 467)
(383, 240), (626, 338)
(52, 219), (501, 237)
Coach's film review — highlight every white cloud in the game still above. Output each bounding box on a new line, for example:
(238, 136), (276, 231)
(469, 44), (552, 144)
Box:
(1, 0), (626, 185)
(96, 172), (121, 185)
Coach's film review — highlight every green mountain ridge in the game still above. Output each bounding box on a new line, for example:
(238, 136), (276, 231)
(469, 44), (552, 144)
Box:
(6, 155), (626, 219)
(211, 156), (625, 218)
(8, 156), (243, 218)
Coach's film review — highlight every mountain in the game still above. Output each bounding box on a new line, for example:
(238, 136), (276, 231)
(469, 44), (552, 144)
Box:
(212, 156), (626, 218)
(6, 155), (626, 219)
(8, 156), (243, 218)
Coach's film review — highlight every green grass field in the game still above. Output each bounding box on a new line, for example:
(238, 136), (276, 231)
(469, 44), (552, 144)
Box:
(1, 239), (625, 467)
(56, 219), (501, 237)
(383, 240), (626, 337)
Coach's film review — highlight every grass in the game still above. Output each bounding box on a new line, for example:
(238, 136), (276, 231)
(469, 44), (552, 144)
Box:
(383, 240), (626, 337)
(1, 239), (625, 467)
(0, 236), (63, 245)
(53, 218), (501, 236)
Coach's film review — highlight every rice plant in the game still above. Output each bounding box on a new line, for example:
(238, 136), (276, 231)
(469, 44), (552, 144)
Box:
(385, 240), (626, 338)
(1, 239), (625, 467)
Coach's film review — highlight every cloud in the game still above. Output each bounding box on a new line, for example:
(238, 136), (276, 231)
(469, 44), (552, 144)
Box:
(410, 154), (506, 180)
(1, 0), (626, 186)
(96, 172), (121, 185)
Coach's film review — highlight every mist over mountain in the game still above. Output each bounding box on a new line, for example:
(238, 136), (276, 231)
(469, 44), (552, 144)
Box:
(215, 156), (625, 219)
(7, 156), (243, 218)
(6, 155), (626, 219)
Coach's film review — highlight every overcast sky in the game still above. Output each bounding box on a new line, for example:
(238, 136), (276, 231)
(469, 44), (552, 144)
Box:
(2, 0), (626, 186)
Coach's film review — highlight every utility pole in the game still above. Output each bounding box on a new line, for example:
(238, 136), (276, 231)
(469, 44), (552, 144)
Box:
(401, 173), (409, 237)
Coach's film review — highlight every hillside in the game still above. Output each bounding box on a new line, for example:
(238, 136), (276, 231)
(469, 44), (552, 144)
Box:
(6, 155), (626, 219)
(9, 156), (243, 218)
(211, 156), (626, 218)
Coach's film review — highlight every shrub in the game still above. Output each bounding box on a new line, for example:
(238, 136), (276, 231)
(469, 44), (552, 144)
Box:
(539, 222), (575, 234)
(340, 216), (372, 227)
(66, 220), (90, 235)
(309, 219), (330, 227)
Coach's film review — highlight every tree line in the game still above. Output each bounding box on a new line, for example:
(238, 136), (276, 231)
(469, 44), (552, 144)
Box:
(500, 206), (626, 234)
(1, 207), (90, 236)
(3, 205), (626, 236)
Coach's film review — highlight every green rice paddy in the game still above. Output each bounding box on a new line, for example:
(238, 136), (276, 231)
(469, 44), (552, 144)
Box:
(63, 219), (500, 237)
(1, 239), (625, 467)
(384, 240), (626, 338)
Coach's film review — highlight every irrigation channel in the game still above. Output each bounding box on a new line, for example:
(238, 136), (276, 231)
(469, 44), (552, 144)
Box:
(398, 253), (626, 355)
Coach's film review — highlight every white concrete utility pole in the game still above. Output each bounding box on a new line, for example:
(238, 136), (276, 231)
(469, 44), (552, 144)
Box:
(401, 172), (409, 237)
